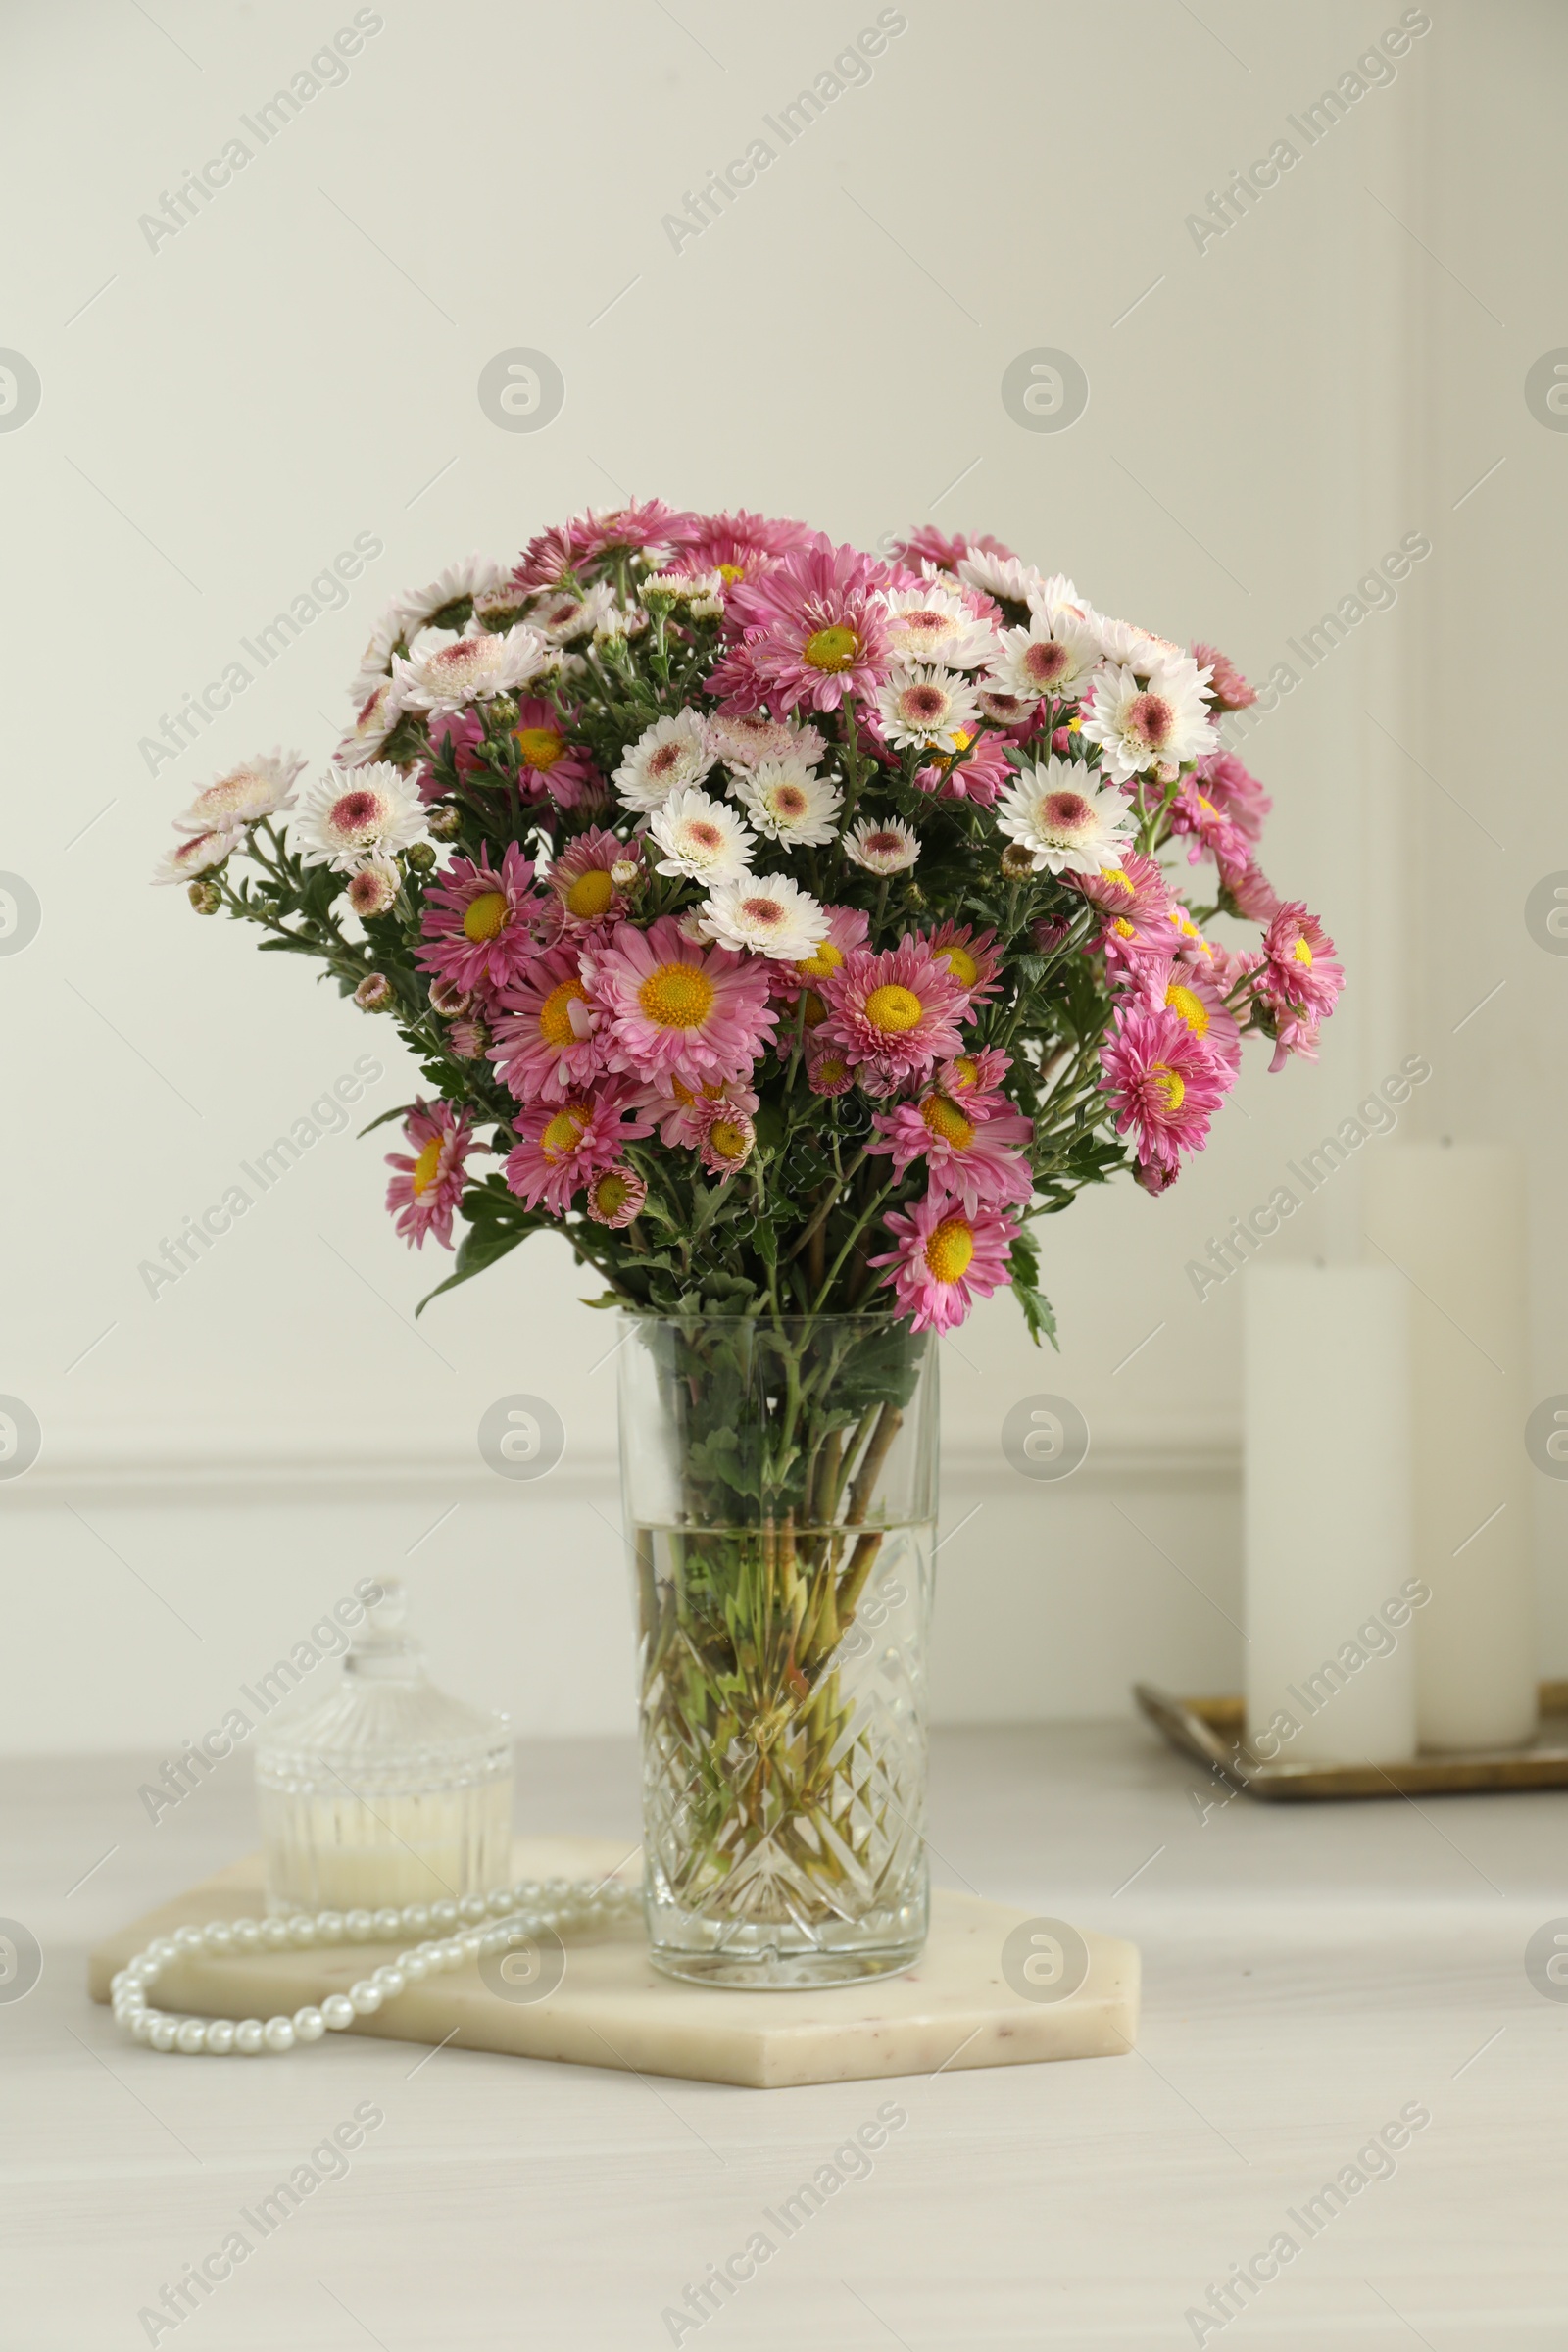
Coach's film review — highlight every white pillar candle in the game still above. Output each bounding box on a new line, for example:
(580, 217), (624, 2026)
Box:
(1245, 1266), (1418, 1766)
(1363, 1144), (1537, 1750)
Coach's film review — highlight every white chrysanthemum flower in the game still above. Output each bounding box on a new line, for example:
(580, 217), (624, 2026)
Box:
(397, 555), (511, 634)
(1029, 572), (1088, 623)
(593, 598), (648, 647)
(732, 757), (843, 848)
(350, 602), (408, 701)
(648, 786), (756, 883)
(874, 663), (982, 753)
(295, 762), (428, 873)
(878, 583), (1000, 670)
(173, 749), (305, 830)
(612, 710), (715, 811)
(956, 550), (1050, 610)
(844, 815), (920, 875)
(1076, 660), (1217, 783)
(988, 615), (1100, 706)
(996, 758), (1135, 875)
(345, 859), (401, 918)
(643, 567), (726, 615)
(706, 712), (826, 772)
(335, 679), (403, 768)
(1087, 612), (1190, 678)
(152, 825), (245, 886)
(472, 577), (531, 627)
(391, 623), (549, 713)
(702, 872), (830, 961)
(528, 585), (597, 641)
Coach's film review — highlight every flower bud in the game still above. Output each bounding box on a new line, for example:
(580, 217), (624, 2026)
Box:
(427, 805), (463, 841)
(448, 1018), (490, 1059)
(404, 840), (437, 873)
(1000, 844), (1038, 881)
(354, 974), (393, 1013)
(610, 859), (641, 890)
(187, 881), (221, 914)
(428, 977), (473, 1019)
(488, 695), (518, 725)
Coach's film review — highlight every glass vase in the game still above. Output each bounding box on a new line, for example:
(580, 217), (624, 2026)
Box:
(618, 1313), (937, 1988)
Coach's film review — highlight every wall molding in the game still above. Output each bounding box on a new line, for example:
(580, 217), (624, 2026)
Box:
(1, 1427), (1242, 1508)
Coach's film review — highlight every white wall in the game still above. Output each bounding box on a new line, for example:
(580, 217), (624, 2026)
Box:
(2, 0), (1562, 1756)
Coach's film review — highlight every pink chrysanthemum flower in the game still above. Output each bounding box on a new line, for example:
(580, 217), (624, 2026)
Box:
(697, 1102), (756, 1179)
(1099, 1005), (1231, 1177)
(770, 904), (871, 1006)
(911, 729), (1012, 808)
(716, 536), (893, 713)
(937, 1047), (1013, 1111)
(582, 914), (777, 1091)
(1168, 775), (1251, 871)
(515, 501), (692, 589)
(807, 1049), (855, 1097)
(385, 1100), (476, 1250)
(633, 1076), (760, 1151)
(489, 945), (605, 1105)
(1124, 953), (1244, 1071)
(504, 1085), (654, 1214)
(666, 509), (815, 585)
(1217, 854), (1285, 923)
(416, 842), (540, 996)
(868, 1089), (1034, 1215)
(869, 1191), (1019, 1335)
(1267, 1010), (1323, 1074)
(585, 1163), (648, 1227)
(1189, 642), (1257, 713)
(511, 697), (598, 808)
(1192, 750), (1271, 845)
(887, 526), (1018, 576)
(1260, 904), (1343, 1019)
(818, 939), (970, 1088)
(922, 921), (1004, 1008)
(546, 828), (638, 934)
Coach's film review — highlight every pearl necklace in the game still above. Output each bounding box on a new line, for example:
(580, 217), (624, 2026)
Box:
(109, 1877), (640, 2055)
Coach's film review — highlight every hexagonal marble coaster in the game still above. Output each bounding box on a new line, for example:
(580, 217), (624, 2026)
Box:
(88, 1838), (1139, 2089)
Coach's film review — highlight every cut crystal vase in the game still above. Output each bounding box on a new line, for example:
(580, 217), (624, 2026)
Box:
(618, 1314), (937, 1988)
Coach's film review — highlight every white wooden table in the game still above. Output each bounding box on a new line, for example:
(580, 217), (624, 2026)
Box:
(4, 1724), (1564, 2349)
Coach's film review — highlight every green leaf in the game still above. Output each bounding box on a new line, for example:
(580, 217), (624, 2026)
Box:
(1007, 1231), (1059, 1351)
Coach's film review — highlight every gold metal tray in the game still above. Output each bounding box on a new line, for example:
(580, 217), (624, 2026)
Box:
(1134, 1680), (1568, 1799)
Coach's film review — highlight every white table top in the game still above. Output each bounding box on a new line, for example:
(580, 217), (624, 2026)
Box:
(4, 1723), (1564, 2349)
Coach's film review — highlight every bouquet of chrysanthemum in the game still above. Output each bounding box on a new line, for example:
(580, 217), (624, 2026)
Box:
(157, 501), (1340, 1343)
(159, 505), (1342, 1959)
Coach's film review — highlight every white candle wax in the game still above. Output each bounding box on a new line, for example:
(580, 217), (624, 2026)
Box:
(1245, 1266), (1418, 1766)
(1363, 1144), (1537, 1750)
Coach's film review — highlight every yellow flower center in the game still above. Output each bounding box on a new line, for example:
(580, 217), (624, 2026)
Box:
(863, 983), (923, 1035)
(594, 1172), (630, 1217)
(565, 868), (614, 920)
(463, 891), (509, 943)
(814, 1055), (849, 1086)
(1101, 866), (1133, 898)
(949, 729), (973, 753)
(411, 1138), (443, 1198)
(541, 1104), (590, 1160)
(1293, 938), (1313, 965)
(1164, 982), (1208, 1037)
(638, 962), (716, 1030)
(938, 943), (978, 988)
(803, 624), (860, 673)
(1067, 714), (1082, 732)
(709, 1119), (748, 1162)
(716, 562), (745, 584)
(802, 990), (828, 1029)
(538, 977), (588, 1048)
(923, 1216), (975, 1284)
(1150, 1065), (1186, 1112)
(920, 1095), (974, 1148)
(515, 725), (564, 770)
(949, 1055), (979, 1091)
(1113, 917), (1136, 938)
(794, 939), (844, 981)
